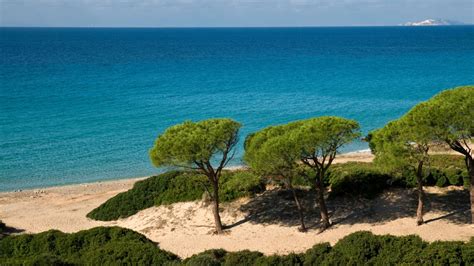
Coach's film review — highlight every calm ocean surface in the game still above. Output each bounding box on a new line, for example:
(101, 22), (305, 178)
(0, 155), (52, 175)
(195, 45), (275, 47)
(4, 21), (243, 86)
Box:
(1, 27), (473, 191)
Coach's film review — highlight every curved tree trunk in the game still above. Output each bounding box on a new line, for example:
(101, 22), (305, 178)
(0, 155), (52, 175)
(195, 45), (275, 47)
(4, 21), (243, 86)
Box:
(211, 179), (224, 234)
(315, 173), (330, 231)
(289, 183), (307, 232)
(466, 155), (474, 224)
(416, 161), (425, 226)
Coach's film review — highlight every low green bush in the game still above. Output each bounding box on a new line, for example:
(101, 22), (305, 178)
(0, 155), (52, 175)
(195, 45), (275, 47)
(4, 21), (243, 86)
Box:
(303, 243), (331, 266)
(0, 227), (179, 265)
(323, 231), (382, 265)
(421, 155), (467, 188)
(87, 171), (183, 221)
(254, 253), (304, 266)
(462, 237), (474, 264)
(220, 171), (266, 202)
(420, 241), (464, 265)
(372, 153), (466, 188)
(183, 249), (227, 266)
(328, 162), (391, 198)
(154, 172), (208, 205)
(223, 250), (264, 266)
(88, 170), (265, 221)
(2, 229), (473, 265)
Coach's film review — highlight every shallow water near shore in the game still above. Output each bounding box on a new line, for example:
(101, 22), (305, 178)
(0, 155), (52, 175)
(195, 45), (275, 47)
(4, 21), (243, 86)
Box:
(1, 26), (474, 191)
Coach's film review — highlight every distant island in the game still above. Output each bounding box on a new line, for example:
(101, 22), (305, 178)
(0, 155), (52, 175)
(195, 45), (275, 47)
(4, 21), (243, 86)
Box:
(401, 18), (464, 26)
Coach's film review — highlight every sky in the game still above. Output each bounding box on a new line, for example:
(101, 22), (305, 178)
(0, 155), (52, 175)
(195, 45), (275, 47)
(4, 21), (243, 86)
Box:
(0, 0), (473, 27)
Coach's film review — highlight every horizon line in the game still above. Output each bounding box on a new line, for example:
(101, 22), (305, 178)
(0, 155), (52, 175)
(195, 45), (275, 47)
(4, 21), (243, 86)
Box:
(1, 24), (472, 29)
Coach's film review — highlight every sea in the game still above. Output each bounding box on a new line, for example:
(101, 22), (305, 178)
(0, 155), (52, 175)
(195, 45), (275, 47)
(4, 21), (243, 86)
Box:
(1, 26), (473, 191)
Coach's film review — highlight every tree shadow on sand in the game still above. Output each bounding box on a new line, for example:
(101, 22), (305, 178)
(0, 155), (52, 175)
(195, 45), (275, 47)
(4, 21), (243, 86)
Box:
(0, 224), (24, 239)
(235, 187), (470, 230)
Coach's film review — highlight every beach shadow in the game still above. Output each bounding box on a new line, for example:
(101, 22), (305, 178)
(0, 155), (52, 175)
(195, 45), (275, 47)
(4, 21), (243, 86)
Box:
(0, 224), (25, 238)
(332, 188), (469, 226)
(237, 187), (470, 230)
(238, 188), (324, 230)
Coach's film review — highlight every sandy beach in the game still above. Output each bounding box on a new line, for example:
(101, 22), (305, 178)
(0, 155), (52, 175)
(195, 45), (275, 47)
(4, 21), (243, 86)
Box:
(1, 151), (473, 258)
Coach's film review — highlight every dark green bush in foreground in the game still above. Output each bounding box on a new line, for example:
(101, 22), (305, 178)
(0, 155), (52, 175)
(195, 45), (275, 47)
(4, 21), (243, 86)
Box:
(2, 228), (473, 265)
(88, 170), (265, 221)
(0, 226), (178, 265)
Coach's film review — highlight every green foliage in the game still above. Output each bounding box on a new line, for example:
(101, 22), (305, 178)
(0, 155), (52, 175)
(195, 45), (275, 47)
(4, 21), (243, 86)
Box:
(149, 118), (241, 170)
(3, 229), (473, 265)
(324, 231), (383, 265)
(223, 250), (264, 266)
(219, 171), (266, 202)
(183, 249), (227, 266)
(254, 253), (304, 266)
(462, 237), (474, 264)
(420, 241), (464, 265)
(155, 172), (208, 205)
(0, 227), (179, 265)
(244, 120), (303, 178)
(303, 243), (331, 266)
(88, 170), (265, 221)
(372, 234), (426, 265)
(87, 171), (184, 221)
(422, 86), (474, 147)
(328, 162), (391, 198)
(245, 116), (360, 182)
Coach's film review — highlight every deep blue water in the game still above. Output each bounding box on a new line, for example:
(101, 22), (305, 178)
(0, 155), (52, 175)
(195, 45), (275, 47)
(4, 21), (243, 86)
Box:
(1, 26), (473, 191)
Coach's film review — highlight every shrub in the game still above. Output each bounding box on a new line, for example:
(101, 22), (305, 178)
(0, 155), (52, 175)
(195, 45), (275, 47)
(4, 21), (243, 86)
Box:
(444, 167), (463, 186)
(155, 172), (208, 205)
(87, 171), (183, 221)
(378, 154), (468, 188)
(0, 227), (179, 265)
(420, 241), (464, 265)
(323, 231), (382, 265)
(255, 253), (304, 266)
(88, 170), (265, 221)
(220, 171), (266, 202)
(223, 250), (264, 266)
(328, 162), (391, 198)
(2, 229), (473, 265)
(462, 237), (474, 265)
(183, 249), (227, 266)
(303, 242), (331, 266)
(373, 234), (426, 265)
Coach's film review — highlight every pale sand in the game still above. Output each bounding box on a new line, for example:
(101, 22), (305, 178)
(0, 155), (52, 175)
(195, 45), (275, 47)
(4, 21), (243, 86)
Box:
(1, 151), (473, 258)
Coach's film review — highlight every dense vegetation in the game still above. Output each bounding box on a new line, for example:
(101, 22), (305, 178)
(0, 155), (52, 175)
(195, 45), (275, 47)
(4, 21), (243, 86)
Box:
(0, 227), (179, 265)
(87, 170), (265, 221)
(2, 227), (473, 265)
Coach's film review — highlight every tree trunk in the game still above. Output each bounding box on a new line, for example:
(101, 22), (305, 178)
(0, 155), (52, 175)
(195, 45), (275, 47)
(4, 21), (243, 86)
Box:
(416, 161), (425, 226)
(211, 179), (224, 234)
(466, 155), (474, 224)
(315, 173), (330, 231)
(289, 183), (307, 232)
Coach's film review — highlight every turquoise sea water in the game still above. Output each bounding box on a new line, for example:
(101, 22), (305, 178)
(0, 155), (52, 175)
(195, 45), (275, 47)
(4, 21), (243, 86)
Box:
(1, 26), (474, 191)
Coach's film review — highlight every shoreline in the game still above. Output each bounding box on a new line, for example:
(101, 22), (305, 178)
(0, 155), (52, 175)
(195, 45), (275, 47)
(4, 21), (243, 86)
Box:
(1, 150), (375, 194)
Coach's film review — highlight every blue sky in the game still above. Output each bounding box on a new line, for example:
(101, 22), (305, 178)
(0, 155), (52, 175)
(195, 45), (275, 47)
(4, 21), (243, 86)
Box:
(1, 0), (473, 27)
